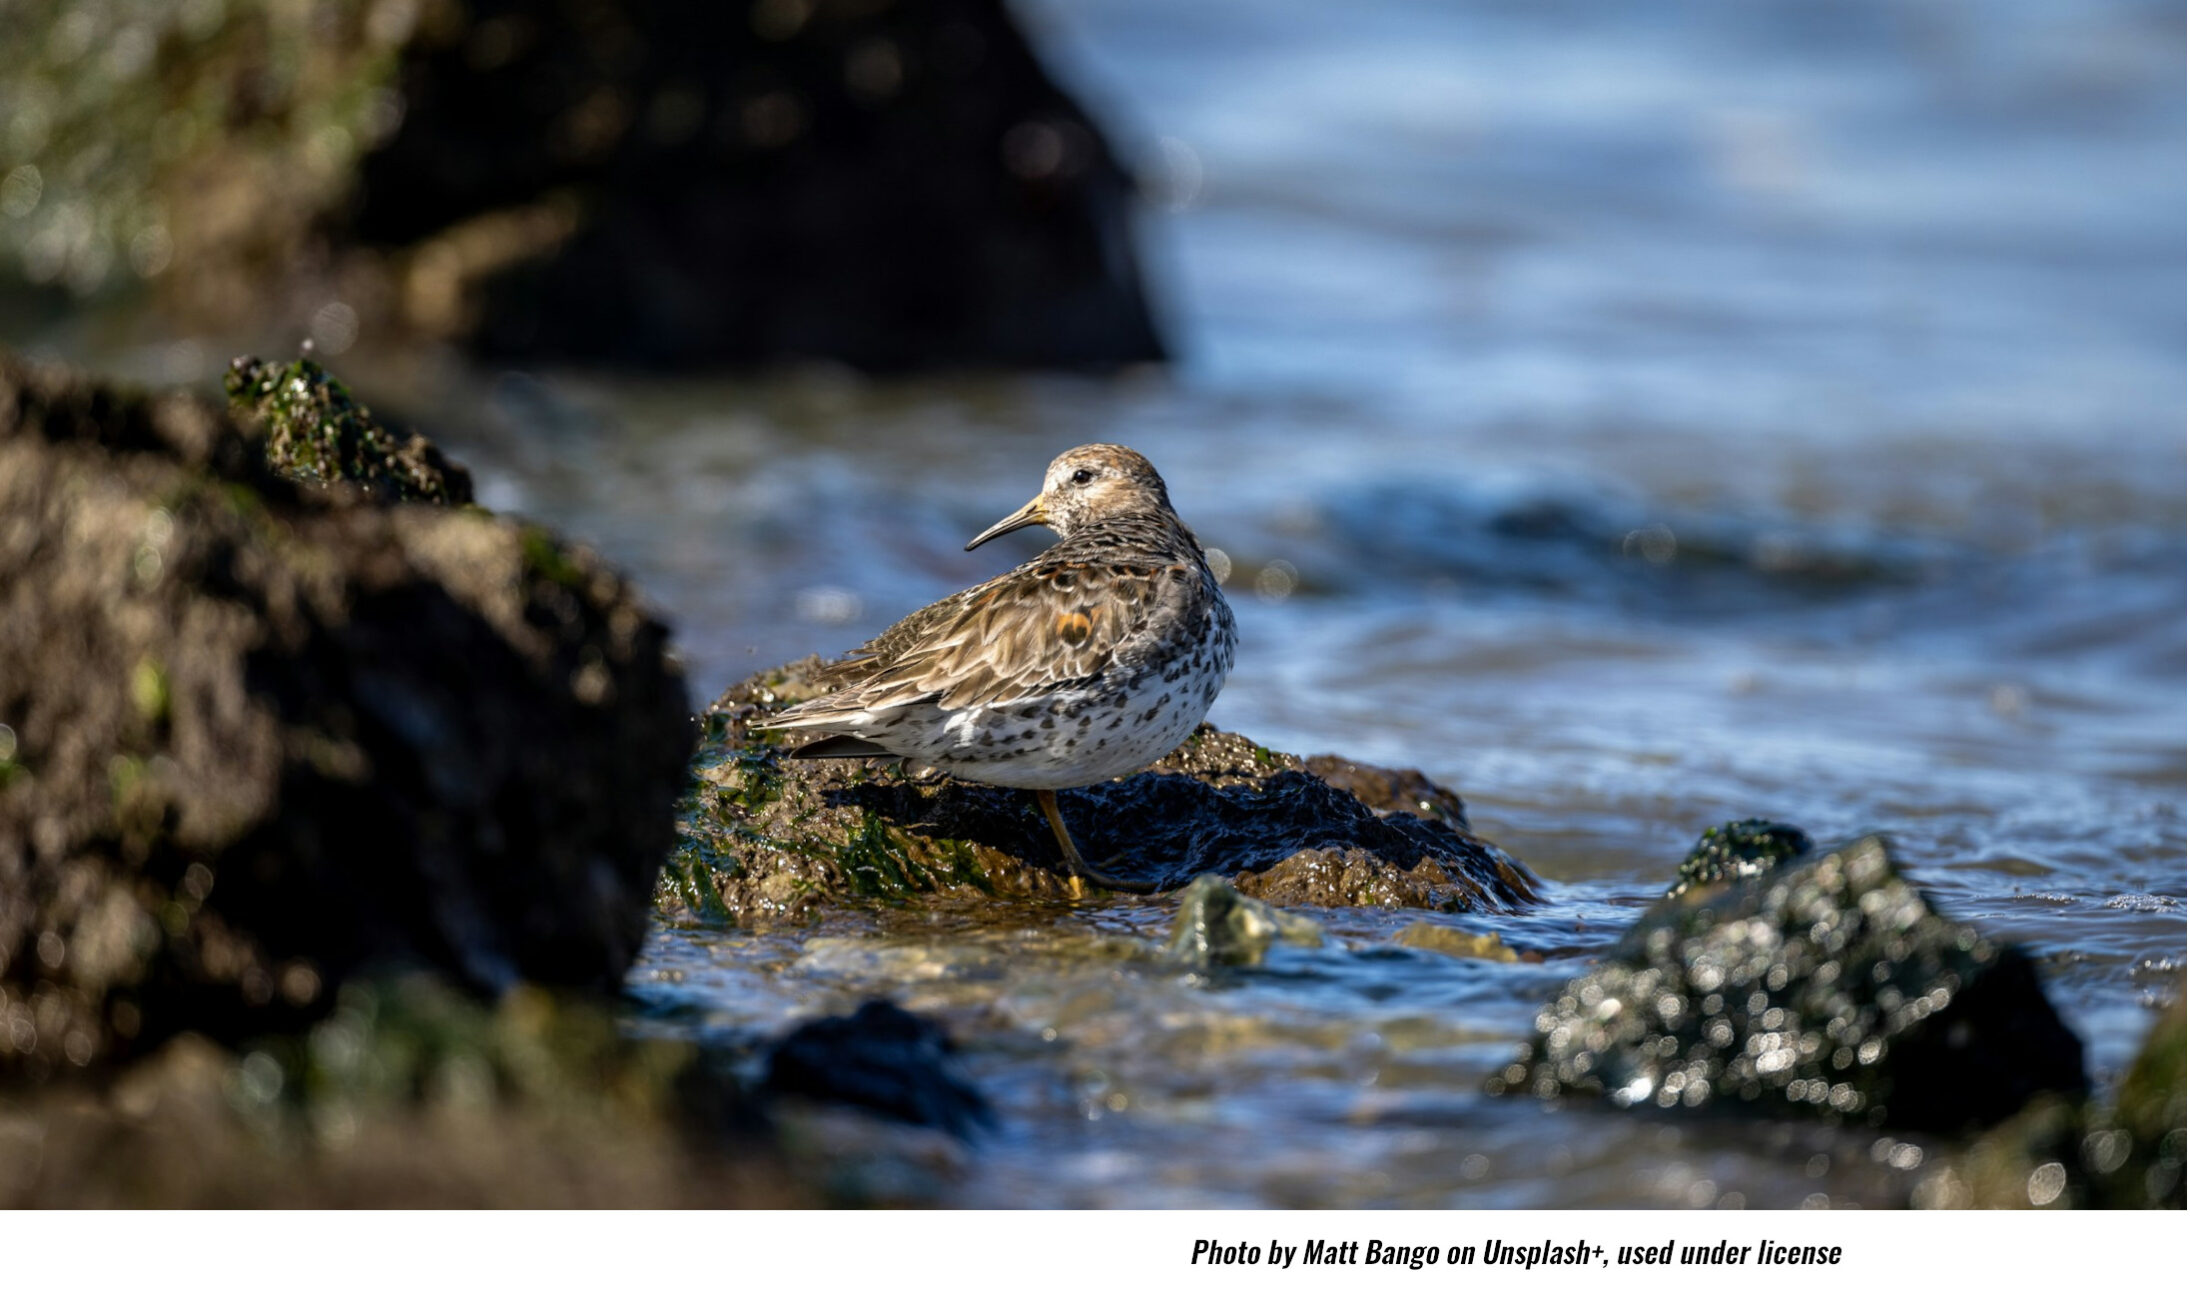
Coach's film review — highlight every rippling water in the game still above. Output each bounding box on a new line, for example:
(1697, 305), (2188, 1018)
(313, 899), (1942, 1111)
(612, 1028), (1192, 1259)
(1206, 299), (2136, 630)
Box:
(58, 0), (2190, 1206)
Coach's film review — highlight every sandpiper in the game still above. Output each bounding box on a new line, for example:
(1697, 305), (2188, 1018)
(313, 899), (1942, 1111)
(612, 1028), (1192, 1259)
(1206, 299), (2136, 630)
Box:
(757, 444), (1237, 895)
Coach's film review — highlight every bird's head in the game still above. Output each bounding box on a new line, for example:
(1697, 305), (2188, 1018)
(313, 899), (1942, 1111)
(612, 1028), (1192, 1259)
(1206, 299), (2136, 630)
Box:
(965, 444), (1175, 550)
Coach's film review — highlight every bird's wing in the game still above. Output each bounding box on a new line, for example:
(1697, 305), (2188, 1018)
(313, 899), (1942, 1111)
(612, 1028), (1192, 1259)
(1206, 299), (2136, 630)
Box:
(769, 558), (1196, 725)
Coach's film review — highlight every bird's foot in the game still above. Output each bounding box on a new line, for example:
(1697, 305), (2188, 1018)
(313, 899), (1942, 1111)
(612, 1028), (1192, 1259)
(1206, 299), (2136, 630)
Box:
(1065, 853), (1167, 896)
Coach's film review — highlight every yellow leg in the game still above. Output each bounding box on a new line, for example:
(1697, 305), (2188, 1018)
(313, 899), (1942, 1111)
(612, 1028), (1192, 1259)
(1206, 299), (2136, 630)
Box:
(1034, 789), (1088, 899)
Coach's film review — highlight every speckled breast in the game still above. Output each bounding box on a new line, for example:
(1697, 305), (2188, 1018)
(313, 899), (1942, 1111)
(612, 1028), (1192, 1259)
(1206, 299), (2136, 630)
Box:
(915, 589), (1235, 789)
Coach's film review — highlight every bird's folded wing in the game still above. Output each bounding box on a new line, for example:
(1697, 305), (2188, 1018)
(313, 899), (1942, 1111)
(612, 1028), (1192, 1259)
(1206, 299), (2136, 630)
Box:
(773, 560), (1189, 722)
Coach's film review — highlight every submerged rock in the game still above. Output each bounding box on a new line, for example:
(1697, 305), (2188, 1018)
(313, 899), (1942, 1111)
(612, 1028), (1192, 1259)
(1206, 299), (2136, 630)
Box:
(0, 352), (691, 1078)
(763, 1000), (994, 1141)
(1488, 835), (2087, 1132)
(1164, 875), (1326, 968)
(1391, 922), (1520, 963)
(664, 659), (1542, 920)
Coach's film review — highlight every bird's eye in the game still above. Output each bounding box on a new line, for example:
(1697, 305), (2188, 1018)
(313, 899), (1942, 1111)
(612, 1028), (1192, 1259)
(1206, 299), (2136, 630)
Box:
(1070, 469), (1094, 485)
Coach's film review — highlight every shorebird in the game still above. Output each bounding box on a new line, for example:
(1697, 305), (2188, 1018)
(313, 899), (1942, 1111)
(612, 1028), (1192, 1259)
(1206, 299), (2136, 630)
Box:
(756, 444), (1236, 895)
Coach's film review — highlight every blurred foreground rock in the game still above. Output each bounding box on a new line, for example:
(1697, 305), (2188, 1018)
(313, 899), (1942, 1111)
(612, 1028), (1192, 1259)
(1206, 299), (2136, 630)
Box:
(1, 0), (1164, 370)
(1489, 831), (2087, 1132)
(1164, 875), (1326, 968)
(1910, 988), (2185, 1209)
(0, 977), (800, 1207)
(224, 355), (473, 503)
(0, 350), (692, 1079)
(763, 999), (994, 1141)
(664, 658), (1542, 920)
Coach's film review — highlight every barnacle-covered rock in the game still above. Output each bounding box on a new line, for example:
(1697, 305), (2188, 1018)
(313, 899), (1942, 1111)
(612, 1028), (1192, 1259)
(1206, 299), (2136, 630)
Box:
(1489, 835), (2086, 1131)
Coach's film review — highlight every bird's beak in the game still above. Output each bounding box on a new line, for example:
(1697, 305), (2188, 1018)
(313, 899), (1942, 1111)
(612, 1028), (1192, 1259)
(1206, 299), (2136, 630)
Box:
(965, 495), (1048, 551)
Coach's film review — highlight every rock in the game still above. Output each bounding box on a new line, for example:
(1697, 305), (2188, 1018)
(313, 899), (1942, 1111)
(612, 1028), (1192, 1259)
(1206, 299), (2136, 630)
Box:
(1910, 984), (2183, 1209)
(1391, 922), (1519, 962)
(0, 351), (692, 1079)
(2086, 989), (2186, 1208)
(1487, 835), (2087, 1131)
(762, 999), (994, 1140)
(1668, 818), (1812, 897)
(1, 0), (1164, 370)
(224, 356), (473, 503)
(0, 977), (798, 1207)
(664, 658), (1543, 920)
(1304, 755), (1468, 828)
(1164, 875), (1325, 968)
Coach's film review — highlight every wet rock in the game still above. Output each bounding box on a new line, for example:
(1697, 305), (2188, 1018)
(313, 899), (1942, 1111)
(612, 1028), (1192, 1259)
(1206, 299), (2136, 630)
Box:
(2, 0), (1164, 370)
(0, 978), (797, 1207)
(224, 356), (473, 503)
(1669, 818), (1813, 897)
(665, 658), (1542, 920)
(1391, 922), (1519, 962)
(1488, 836), (2087, 1131)
(1304, 755), (1468, 828)
(0, 352), (692, 1078)
(1164, 875), (1325, 968)
(763, 1000), (994, 1140)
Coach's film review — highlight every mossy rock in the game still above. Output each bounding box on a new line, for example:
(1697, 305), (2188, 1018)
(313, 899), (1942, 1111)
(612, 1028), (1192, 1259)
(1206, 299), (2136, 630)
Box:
(1, 350), (689, 1079)
(665, 658), (1542, 921)
(224, 355), (472, 503)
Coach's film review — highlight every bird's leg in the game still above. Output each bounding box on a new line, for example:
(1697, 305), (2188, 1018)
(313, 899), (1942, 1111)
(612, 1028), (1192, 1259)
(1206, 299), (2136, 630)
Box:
(1033, 789), (1163, 896)
(1034, 789), (1089, 899)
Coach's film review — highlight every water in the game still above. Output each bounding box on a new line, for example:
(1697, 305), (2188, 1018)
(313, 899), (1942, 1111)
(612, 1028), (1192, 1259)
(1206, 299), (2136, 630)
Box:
(40, 0), (2190, 1205)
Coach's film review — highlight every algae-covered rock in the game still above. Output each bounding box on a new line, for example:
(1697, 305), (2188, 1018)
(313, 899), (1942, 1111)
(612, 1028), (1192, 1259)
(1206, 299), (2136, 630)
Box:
(2087, 990), (2186, 1208)
(1391, 922), (1519, 962)
(665, 659), (1542, 920)
(1488, 836), (2087, 1131)
(224, 355), (472, 503)
(1164, 875), (1326, 968)
(1669, 818), (1812, 897)
(0, 977), (798, 1207)
(2, 0), (1164, 370)
(0, 351), (691, 1078)
(763, 1000), (994, 1140)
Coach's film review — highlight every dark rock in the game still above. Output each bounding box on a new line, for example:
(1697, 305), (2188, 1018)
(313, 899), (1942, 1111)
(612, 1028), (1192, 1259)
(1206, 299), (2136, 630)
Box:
(763, 1000), (994, 1140)
(224, 356), (473, 503)
(0, 978), (798, 1207)
(1669, 818), (1813, 897)
(353, 0), (1163, 369)
(664, 658), (1543, 920)
(0, 351), (692, 1079)
(0, 1), (1165, 370)
(1488, 836), (2087, 1132)
(1910, 985), (2184, 1209)
(1164, 875), (1325, 968)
